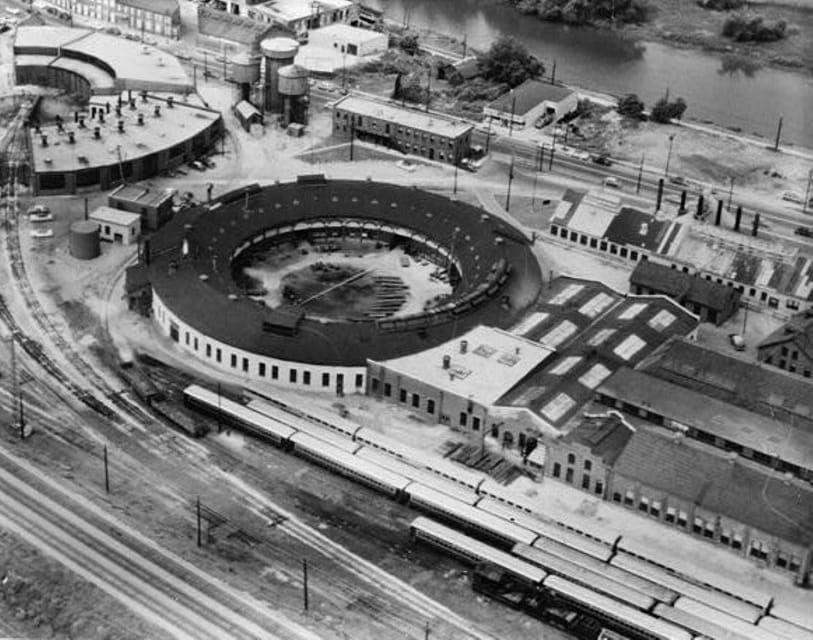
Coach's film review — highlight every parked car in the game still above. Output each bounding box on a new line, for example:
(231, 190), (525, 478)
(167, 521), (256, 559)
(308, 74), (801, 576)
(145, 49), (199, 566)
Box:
(27, 204), (50, 216)
(728, 333), (746, 351)
(603, 176), (620, 189)
(669, 175), (688, 186)
(591, 154), (613, 166)
(795, 226), (812, 237)
(782, 192), (804, 204)
(200, 157), (216, 169)
(189, 160), (206, 172)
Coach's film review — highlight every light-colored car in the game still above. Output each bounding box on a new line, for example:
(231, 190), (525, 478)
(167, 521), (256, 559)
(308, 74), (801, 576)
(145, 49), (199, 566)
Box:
(782, 192), (803, 204)
(603, 176), (620, 189)
(27, 204), (50, 216)
(728, 333), (746, 351)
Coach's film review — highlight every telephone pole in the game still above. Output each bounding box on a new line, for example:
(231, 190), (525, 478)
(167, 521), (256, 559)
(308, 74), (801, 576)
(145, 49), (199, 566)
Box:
(773, 116), (783, 151)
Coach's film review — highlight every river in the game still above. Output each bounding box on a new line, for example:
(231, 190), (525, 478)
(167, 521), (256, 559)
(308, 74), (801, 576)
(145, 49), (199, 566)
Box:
(364, 0), (813, 148)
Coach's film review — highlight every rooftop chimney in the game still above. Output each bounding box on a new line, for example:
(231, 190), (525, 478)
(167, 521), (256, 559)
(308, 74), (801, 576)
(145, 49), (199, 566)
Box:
(129, 98), (136, 110)
(68, 131), (75, 144)
(141, 90), (148, 103)
(115, 105), (121, 118)
(167, 96), (174, 108)
(99, 112), (104, 124)
(106, 101), (111, 113)
(118, 119), (124, 133)
(91, 106), (97, 119)
(442, 355), (451, 369)
(137, 113), (144, 126)
(41, 134), (48, 147)
(154, 104), (161, 118)
(73, 110), (78, 123)
(93, 126), (100, 139)
(460, 340), (468, 354)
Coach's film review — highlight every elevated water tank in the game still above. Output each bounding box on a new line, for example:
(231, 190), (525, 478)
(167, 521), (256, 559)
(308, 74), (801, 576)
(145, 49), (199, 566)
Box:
(230, 52), (261, 84)
(278, 64), (309, 97)
(260, 37), (299, 113)
(70, 220), (100, 260)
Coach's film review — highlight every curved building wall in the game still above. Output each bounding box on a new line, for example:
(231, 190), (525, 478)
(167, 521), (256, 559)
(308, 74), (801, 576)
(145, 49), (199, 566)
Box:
(15, 64), (93, 101)
(152, 290), (367, 394)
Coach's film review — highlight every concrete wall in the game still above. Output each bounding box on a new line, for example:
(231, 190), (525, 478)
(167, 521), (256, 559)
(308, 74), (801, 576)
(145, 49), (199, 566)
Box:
(152, 290), (366, 395)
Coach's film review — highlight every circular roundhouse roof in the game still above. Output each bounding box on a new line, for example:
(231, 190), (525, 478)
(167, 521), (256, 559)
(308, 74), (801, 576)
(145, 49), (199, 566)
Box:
(147, 180), (543, 366)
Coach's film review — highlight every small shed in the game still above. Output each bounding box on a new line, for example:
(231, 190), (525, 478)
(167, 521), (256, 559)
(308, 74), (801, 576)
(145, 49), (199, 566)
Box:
(484, 79), (578, 129)
(89, 206), (141, 245)
(308, 24), (387, 57)
(233, 100), (263, 132)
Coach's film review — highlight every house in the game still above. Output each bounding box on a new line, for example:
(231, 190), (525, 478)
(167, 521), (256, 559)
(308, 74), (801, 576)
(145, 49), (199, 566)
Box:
(483, 80), (578, 129)
(233, 100), (264, 132)
(89, 206), (141, 245)
(108, 184), (174, 231)
(629, 260), (740, 325)
(307, 23), (387, 57)
(757, 309), (813, 379)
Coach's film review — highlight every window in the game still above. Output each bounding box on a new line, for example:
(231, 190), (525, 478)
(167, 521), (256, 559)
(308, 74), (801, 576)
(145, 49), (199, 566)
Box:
(665, 507), (676, 524)
(612, 492), (621, 503)
(427, 399), (435, 414)
(355, 374), (363, 388)
(258, 362), (266, 377)
(206, 344), (211, 358)
(581, 475), (590, 490)
(624, 490), (634, 505)
(552, 462), (561, 478)
(595, 481), (603, 496)
(677, 511), (687, 527)
(399, 389), (407, 403)
(193, 337), (198, 351)
(289, 369), (297, 383)
(776, 553), (788, 569)
(639, 497), (649, 512)
(323, 373), (331, 387)
(185, 332), (190, 346)
(459, 412), (468, 427)
(720, 530), (731, 545)
(584, 460), (592, 471)
(491, 424), (499, 438)
(565, 468), (574, 483)
(271, 365), (278, 380)
(567, 453), (575, 464)
(472, 416), (480, 431)
(551, 225), (559, 235)
(242, 357), (249, 372)
(230, 354), (237, 368)
(216, 348), (222, 363)
(704, 523), (715, 539)
(303, 371), (311, 385)
(789, 556), (800, 571)
(412, 393), (420, 408)
(781, 346), (789, 356)
(384, 382), (391, 396)
(692, 517), (703, 534)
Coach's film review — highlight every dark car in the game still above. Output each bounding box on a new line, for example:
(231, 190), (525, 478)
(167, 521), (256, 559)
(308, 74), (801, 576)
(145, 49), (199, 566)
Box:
(591, 154), (612, 167)
(200, 157), (216, 169)
(669, 175), (688, 186)
(795, 226), (812, 237)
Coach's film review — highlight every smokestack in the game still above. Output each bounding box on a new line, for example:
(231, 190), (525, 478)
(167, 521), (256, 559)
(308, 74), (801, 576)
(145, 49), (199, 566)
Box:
(154, 104), (161, 118)
(94, 126), (100, 139)
(752, 213), (760, 237)
(656, 178), (664, 211)
(442, 355), (450, 369)
(41, 134), (48, 147)
(118, 119), (124, 133)
(734, 205), (742, 232)
(74, 110), (78, 123)
(696, 195), (704, 219)
(68, 131), (75, 144)
(680, 190), (686, 211)
(715, 199), (722, 226)
(137, 113), (144, 126)
(460, 340), (468, 354)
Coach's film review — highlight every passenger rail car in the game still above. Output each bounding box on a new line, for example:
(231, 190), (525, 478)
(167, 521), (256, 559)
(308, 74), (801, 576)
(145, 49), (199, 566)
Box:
(769, 603), (813, 634)
(611, 553), (763, 624)
(477, 497), (616, 562)
(513, 543), (656, 612)
(410, 517), (546, 588)
(758, 615), (813, 640)
(543, 576), (693, 640)
(407, 484), (538, 548)
(617, 537), (772, 610)
(673, 598), (782, 640)
(653, 603), (752, 640)
(289, 433), (411, 498)
(184, 385), (296, 446)
(356, 447), (479, 505)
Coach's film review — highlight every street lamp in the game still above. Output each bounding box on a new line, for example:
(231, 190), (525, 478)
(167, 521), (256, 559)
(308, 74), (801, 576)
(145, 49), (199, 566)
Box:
(804, 169), (812, 216)
(664, 133), (676, 176)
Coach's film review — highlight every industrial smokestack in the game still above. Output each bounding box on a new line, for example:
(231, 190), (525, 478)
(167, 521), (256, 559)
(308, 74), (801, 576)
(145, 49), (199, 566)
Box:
(734, 206), (742, 232)
(137, 113), (144, 126)
(752, 213), (760, 237)
(715, 200), (722, 226)
(118, 119), (124, 133)
(656, 178), (664, 211)
(696, 195), (704, 219)
(68, 131), (75, 144)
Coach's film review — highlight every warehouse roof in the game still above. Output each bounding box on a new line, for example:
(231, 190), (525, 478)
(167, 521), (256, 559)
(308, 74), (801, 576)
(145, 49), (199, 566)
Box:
(486, 79), (574, 116)
(109, 184), (173, 208)
(562, 412), (635, 466)
(614, 426), (813, 546)
(604, 207), (670, 252)
(598, 367), (813, 474)
(334, 95), (473, 138)
(758, 309), (813, 361)
(90, 206), (141, 227)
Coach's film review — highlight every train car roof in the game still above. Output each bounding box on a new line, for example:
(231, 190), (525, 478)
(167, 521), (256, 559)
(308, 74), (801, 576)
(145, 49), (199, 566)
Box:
(653, 603), (752, 640)
(674, 598), (782, 640)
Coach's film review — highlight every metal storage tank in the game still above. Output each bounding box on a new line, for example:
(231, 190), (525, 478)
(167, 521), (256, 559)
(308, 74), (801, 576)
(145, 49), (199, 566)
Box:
(230, 53), (261, 103)
(278, 64), (309, 125)
(260, 37), (299, 113)
(70, 220), (101, 260)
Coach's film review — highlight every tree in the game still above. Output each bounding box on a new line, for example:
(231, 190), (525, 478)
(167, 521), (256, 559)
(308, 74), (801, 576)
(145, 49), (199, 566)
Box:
(650, 97), (688, 123)
(399, 33), (420, 56)
(617, 93), (645, 118)
(478, 36), (545, 88)
(392, 73), (402, 100)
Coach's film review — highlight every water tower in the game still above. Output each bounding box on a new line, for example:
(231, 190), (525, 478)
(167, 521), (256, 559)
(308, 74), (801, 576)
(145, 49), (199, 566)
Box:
(260, 37), (299, 113)
(278, 64), (309, 126)
(229, 52), (261, 103)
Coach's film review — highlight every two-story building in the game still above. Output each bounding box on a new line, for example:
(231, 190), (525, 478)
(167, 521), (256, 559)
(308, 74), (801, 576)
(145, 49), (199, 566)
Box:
(116, 0), (180, 39)
(757, 309), (813, 379)
(332, 95), (473, 165)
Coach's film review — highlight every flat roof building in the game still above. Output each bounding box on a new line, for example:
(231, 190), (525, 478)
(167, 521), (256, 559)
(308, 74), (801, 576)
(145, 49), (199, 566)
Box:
(484, 79), (578, 128)
(108, 184), (174, 231)
(333, 95), (473, 165)
(306, 23), (387, 57)
(90, 206), (141, 245)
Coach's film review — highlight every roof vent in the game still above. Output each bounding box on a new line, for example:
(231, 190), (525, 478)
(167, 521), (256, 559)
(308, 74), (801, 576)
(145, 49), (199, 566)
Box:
(94, 126), (100, 139)
(40, 134), (48, 147)
(460, 340), (468, 354)
(199, 273), (208, 281)
(137, 113), (144, 126)
(167, 96), (174, 109)
(118, 119), (124, 133)
(68, 131), (75, 144)
(43, 157), (52, 164)
(228, 293), (238, 301)
(154, 104), (161, 118)
(442, 354), (451, 369)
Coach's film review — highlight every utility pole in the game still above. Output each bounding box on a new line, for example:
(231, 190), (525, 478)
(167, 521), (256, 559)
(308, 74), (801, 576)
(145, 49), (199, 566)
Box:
(425, 621), (430, 640)
(773, 116), (783, 152)
(531, 146), (540, 205)
(505, 153), (514, 212)
(302, 559), (309, 611)
(453, 162), (458, 195)
(804, 169), (812, 215)
(636, 153), (644, 194)
(216, 382), (222, 433)
(196, 496), (202, 547)
(727, 176), (735, 211)
(484, 117), (492, 154)
(550, 59), (556, 84)
(548, 128), (556, 171)
(508, 90), (517, 138)
(425, 66), (431, 112)
(349, 119), (355, 161)
(664, 133), (675, 176)
(462, 33), (467, 58)
(103, 445), (110, 494)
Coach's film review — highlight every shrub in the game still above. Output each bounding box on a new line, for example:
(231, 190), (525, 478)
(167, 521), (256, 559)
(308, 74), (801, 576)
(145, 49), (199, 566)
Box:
(617, 93), (645, 118)
(722, 14), (787, 42)
(478, 36), (545, 88)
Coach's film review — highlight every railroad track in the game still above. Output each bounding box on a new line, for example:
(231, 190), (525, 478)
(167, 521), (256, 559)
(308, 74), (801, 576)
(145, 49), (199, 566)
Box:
(0, 447), (322, 640)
